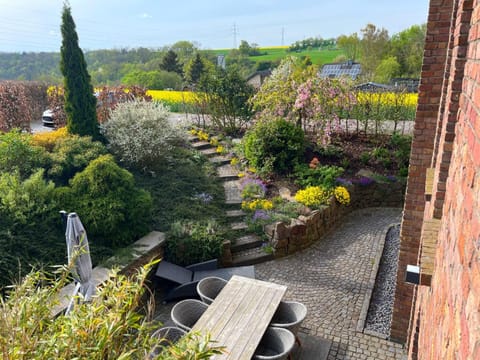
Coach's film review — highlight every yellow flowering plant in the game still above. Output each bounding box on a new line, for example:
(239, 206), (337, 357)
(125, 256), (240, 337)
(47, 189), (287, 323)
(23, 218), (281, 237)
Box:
(230, 157), (239, 166)
(31, 127), (69, 151)
(294, 186), (332, 208)
(241, 199), (274, 211)
(334, 186), (350, 205)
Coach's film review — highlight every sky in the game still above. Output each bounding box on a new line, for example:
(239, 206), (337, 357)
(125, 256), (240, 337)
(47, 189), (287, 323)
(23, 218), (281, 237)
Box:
(0, 0), (430, 53)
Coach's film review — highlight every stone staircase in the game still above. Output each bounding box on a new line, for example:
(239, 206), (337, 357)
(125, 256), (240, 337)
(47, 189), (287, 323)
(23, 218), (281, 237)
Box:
(189, 135), (274, 266)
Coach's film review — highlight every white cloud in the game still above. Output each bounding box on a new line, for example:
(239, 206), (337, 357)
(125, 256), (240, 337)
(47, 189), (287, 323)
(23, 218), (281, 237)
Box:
(139, 13), (152, 19)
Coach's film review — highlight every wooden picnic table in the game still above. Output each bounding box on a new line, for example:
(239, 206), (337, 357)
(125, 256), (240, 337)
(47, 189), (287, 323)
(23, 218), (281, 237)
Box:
(191, 275), (287, 360)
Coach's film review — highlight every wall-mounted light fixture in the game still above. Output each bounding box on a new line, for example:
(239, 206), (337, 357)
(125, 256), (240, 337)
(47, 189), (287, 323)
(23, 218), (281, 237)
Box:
(405, 265), (420, 285)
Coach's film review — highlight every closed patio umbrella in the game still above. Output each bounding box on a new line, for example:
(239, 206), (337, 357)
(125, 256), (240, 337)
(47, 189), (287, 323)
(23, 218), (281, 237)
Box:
(64, 212), (95, 314)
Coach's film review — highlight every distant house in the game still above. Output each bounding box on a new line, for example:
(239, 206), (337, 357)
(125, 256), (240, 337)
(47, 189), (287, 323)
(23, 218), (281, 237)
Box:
(246, 70), (272, 89)
(390, 78), (420, 93)
(353, 82), (392, 92)
(319, 60), (362, 80)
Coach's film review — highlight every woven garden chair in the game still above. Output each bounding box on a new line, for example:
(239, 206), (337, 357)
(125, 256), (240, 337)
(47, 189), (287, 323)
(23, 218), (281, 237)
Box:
(149, 326), (187, 358)
(196, 276), (228, 305)
(171, 299), (208, 331)
(253, 327), (295, 360)
(269, 301), (307, 345)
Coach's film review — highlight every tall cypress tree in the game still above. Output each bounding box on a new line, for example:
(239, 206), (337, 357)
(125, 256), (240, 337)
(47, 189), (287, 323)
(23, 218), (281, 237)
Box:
(60, 2), (99, 139)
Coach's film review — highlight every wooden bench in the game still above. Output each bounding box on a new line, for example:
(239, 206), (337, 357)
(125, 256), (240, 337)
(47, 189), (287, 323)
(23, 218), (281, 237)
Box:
(192, 275), (287, 359)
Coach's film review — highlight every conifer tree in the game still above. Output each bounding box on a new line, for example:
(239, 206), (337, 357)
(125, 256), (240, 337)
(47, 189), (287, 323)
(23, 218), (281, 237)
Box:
(186, 53), (205, 85)
(60, 2), (99, 139)
(160, 50), (182, 75)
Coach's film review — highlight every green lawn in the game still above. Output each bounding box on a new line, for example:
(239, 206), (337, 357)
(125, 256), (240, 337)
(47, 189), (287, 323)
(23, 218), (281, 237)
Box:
(206, 47), (344, 65)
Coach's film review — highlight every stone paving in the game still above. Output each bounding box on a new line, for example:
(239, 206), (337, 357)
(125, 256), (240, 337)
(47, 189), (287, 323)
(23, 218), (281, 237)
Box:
(154, 207), (407, 359)
(254, 207), (407, 360)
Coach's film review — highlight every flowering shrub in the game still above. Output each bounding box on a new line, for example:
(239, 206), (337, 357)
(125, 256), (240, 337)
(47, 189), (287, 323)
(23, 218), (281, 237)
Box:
(334, 186), (350, 205)
(353, 176), (376, 186)
(294, 186), (332, 207)
(230, 157), (239, 166)
(241, 199), (274, 211)
(240, 177), (267, 200)
(216, 145), (225, 154)
(31, 127), (69, 151)
(101, 99), (183, 171)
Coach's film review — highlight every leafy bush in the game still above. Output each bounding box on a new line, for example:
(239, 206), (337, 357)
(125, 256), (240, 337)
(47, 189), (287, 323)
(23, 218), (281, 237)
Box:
(165, 220), (224, 266)
(101, 99), (184, 171)
(294, 163), (344, 189)
(0, 169), (64, 287)
(66, 154), (152, 248)
(0, 264), (222, 359)
(390, 132), (412, 168)
(244, 118), (305, 174)
(48, 133), (108, 185)
(0, 130), (49, 179)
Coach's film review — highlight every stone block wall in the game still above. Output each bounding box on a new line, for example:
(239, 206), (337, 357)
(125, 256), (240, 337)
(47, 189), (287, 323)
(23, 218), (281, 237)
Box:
(264, 182), (405, 257)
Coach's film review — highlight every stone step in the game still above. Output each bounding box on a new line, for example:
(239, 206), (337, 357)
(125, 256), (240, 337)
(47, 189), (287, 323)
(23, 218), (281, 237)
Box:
(231, 234), (264, 253)
(199, 147), (218, 157)
(217, 164), (239, 181)
(224, 180), (242, 205)
(231, 247), (274, 266)
(209, 155), (232, 166)
(190, 140), (211, 150)
(226, 209), (246, 219)
(230, 222), (248, 231)
(187, 135), (198, 142)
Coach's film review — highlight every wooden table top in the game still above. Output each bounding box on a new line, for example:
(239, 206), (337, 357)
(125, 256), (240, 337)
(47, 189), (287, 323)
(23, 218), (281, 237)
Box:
(192, 275), (287, 360)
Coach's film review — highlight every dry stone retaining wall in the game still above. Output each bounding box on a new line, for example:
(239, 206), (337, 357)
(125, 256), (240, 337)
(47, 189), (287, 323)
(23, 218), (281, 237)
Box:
(263, 181), (406, 258)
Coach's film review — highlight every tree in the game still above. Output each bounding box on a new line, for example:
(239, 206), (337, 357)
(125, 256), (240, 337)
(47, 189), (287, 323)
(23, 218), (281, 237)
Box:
(359, 24), (390, 79)
(185, 53), (206, 86)
(374, 56), (401, 83)
(337, 33), (360, 61)
(60, 2), (100, 140)
(161, 49), (182, 75)
(389, 24), (426, 78)
(239, 40), (252, 56)
(198, 66), (255, 135)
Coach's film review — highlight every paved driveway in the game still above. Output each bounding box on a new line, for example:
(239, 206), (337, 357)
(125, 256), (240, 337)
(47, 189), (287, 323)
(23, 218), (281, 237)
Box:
(255, 207), (406, 360)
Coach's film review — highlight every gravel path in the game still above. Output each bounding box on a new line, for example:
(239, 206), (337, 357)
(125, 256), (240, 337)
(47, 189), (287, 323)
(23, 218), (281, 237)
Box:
(364, 224), (401, 337)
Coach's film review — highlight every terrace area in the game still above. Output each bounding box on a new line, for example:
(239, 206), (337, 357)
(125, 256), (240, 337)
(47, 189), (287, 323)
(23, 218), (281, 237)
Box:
(153, 207), (407, 360)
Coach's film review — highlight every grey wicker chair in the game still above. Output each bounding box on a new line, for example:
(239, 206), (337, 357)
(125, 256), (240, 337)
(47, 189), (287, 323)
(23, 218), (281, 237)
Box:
(171, 299), (208, 331)
(149, 326), (187, 358)
(269, 301), (307, 345)
(253, 327), (295, 360)
(196, 276), (228, 304)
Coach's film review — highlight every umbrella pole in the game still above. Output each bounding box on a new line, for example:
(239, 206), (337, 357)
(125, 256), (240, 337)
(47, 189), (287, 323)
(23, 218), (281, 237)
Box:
(60, 210), (68, 232)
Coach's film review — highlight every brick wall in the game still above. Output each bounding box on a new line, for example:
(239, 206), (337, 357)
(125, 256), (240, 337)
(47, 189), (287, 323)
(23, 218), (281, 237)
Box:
(394, 0), (480, 358)
(391, 0), (455, 343)
(413, 0), (480, 357)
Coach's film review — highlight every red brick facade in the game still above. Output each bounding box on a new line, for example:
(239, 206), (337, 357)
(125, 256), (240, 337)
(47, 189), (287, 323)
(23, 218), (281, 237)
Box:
(391, 0), (480, 358)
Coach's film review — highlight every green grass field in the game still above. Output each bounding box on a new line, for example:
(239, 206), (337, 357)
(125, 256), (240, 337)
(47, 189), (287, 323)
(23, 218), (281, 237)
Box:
(206, 46), (344, 65)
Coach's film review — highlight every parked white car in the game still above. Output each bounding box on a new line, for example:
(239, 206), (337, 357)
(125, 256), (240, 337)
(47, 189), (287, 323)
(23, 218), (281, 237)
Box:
(41, 109), (55, 127)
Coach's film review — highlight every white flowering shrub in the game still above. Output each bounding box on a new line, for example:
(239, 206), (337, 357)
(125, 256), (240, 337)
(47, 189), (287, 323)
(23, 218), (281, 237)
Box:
(101, 99), (184, 170)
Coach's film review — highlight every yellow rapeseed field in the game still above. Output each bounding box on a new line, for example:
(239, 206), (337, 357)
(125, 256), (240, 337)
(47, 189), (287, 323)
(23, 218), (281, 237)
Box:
(356, 92), (418, 107)
(147, 90), (198, 104)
